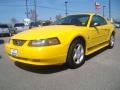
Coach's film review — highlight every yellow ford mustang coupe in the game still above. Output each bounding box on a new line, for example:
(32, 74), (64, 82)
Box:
(5, 13), (115, 68)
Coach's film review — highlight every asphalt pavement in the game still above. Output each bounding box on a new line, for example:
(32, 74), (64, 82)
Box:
(0, 28), (120, 90)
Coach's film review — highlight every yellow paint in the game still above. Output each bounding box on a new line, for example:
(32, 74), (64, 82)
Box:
(5, 13), (115, 65)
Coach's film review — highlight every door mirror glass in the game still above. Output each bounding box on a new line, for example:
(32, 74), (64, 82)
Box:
(91, 22), (99, 27)
(93, 22), (99, 26)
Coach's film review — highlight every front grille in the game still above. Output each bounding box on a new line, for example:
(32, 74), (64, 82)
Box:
(13, 39), (26, 46)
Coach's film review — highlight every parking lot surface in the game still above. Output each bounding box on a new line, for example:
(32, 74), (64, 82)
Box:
(0, 28), (120, 90)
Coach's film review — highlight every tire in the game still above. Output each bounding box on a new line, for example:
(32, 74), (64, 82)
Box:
(66, 39), (85, 69)
(108, 34), (115, 49)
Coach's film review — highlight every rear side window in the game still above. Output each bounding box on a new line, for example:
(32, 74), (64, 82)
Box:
(91, 15), (107, 26)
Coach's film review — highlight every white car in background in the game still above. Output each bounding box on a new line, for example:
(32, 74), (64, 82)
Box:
(114, 22), (120, 28)
(14, 23), (29, 33)
(0, 24), (13, 36)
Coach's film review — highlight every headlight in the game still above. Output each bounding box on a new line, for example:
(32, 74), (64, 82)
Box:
(29, 37), (60, 46)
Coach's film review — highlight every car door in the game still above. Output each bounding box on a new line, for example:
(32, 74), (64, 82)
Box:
(94, 15), (109, 42)
(87, 15), (109, 48)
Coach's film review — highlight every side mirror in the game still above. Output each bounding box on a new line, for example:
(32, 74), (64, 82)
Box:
(93, 23), (99, 26)
(92, 22), (100, 27)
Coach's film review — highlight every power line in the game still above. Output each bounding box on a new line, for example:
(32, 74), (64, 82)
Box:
(0, 4), (64, 11)
(0, 4), (81, 14)
(37, 5), (64, 11)
(0, 4), (26, 7)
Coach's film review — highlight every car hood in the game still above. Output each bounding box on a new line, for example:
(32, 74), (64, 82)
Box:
(11, 25), (86, 40)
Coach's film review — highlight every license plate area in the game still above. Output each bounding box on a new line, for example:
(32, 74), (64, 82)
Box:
(10, 48), (18, 56)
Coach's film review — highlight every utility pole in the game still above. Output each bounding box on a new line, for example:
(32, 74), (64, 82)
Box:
(34, 0), (37, 22)
(109, 0), (111, 19)
(26, 0), (29, 18)
(65, 1), (68, 16)
(103, 5), (106, 17)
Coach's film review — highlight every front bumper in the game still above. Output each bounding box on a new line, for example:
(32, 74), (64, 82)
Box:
(5, 43), (68, 65)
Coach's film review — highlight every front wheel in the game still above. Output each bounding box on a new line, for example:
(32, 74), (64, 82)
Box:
(66, 39), (85, 69)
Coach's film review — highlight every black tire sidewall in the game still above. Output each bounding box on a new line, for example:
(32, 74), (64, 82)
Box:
(109, 34), (115, 49)
(66, 39), (85, 69)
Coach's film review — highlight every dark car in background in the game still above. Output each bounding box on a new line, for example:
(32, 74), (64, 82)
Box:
(29, 21), (52, 29)
(42, 20), (52, 26)
(29, 22), (40, 29)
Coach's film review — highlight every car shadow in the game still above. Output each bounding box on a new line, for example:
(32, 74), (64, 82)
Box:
(0, 56), (2, 59)
(85, 47), (108, 61)
(0, 39), (4, 44)
(14, 47), (109, 74)
(15, 62), (68, 74)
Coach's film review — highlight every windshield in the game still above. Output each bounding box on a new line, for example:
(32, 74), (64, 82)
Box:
(0, 24), (9, 28)
(55, 15), (90, 26)
(14, 23), (25, 27)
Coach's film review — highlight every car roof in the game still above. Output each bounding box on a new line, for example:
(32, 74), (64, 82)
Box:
(61, 13), (104, 19)
(67, 13), (96, 16)
(66, 13), (108, 20)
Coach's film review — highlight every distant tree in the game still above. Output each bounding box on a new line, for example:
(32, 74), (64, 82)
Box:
(11, 17), (18, 25)
(55, 14), (62, 21)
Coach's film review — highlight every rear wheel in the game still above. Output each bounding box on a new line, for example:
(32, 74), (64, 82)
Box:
(108, 34), (115, 48)
(66, 39), (85, 69)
